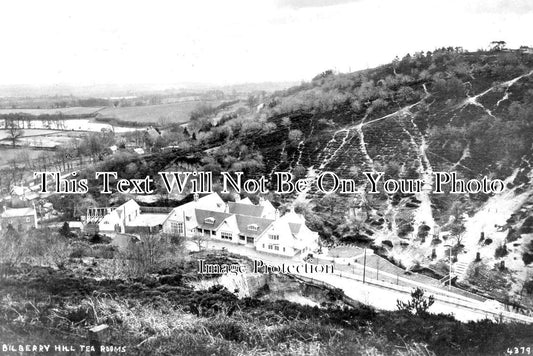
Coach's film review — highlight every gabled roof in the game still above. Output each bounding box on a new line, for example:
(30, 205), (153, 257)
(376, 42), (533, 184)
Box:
(116, 199), (140, 210)
(129, 213), (168, 227)
(195, 209), (233, 230)
(239, 197), (253, 205)
(288, 222), (301, 235)
(259, 199), (275, 209)
(1, 207), (35, 218)
(235, 214), (274, 237)
(162, 192), (225, 225)
(228, 202), (264, 217)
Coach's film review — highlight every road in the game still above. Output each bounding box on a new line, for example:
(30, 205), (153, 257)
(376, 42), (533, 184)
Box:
(192, 239), (533, 324)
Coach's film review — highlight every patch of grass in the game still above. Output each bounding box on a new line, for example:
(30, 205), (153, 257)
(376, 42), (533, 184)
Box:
(97, 101), (225, 126)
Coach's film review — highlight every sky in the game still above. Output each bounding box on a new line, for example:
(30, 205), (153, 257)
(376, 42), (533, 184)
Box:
(0, 0), (532, 87)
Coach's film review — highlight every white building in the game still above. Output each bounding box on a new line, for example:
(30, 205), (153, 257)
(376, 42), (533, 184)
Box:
(0, 206), (38, 231)
(98, 199), (141, 233)
(162, 193), (319, 257)
(94, 193), (320, 257)
(161, 193), (226, 237)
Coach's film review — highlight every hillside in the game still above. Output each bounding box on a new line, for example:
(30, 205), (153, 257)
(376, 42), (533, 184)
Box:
(195, 47), (533, 305)
(2, 254), (533, 356)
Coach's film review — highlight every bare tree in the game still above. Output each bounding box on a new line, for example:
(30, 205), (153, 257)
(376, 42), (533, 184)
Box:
(192, 231), (208, 251)
(122, 232), (182, 277)
(490, 40), (506, 51)
(6, 119), (23, 147)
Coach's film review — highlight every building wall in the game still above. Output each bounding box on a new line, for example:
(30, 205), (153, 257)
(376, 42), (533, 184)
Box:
(0, 215), (36, 232)
(212, 216), (239, 243)
(98, 200), (141, 233)
(162, 206), (197, 236)
(255, 223), (296, 256)
(162, 194), (225, 236)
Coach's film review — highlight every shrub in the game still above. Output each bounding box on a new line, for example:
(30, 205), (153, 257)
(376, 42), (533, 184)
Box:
(494, 244), (508, 258)
(523, 252), (533, 266)
(524, 279), (533, 294)
(520, 216), (533, 234)
(90, 234), (111, 244)
(397, 288), (435, 316)
(398, 223), (414, 238)
(382, 240), (393, 248)
(58, 222), (74, 238)
(326, 288), (344, 302)
(506, 228), (520, 243)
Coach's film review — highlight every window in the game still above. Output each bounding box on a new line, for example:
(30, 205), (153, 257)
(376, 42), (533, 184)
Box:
(171, 222), (184, 235)
(239, 235), (245, 241)
(274, 245), (279, 251)
(246, 237), (254, 244)
(247, 224), (258, 231)
(283, 247), (285, 252)
(204, 217), (215, 225)
(221, 232), (232, 240)
(269, 234), (279, 241)
(268, 244), (273, 250)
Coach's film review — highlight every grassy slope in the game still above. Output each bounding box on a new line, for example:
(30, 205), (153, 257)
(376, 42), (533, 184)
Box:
(1, 260), (533, 356)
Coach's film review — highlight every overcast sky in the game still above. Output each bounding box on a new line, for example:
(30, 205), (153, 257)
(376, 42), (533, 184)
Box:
(1, 0), (532, 87)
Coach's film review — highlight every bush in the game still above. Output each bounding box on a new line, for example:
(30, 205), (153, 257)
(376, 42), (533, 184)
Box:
(520, 216), (533, 234)
(524, 279), (533, 294)
(506, 228), (520, 243)
(494, 244), (508, 258)
(523, 252), (533, 266)
(0, 227), (72, 269)
(382, 240), (393, 248)
(90, 234), (111, 244)
(58, 222), (75, 238)
(326, 288), (344, 302)
(397, 288), (435, 316)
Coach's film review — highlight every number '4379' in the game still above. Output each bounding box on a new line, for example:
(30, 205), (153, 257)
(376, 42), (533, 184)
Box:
(507, 347), (531, 354)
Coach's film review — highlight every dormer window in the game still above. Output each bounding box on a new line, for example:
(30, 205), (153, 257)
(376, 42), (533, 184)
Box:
(204, 217), (215, 225)
(247, 224), (259, 231)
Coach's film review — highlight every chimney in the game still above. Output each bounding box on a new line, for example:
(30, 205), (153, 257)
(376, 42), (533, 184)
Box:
(193, 193), (199, 202)
(275, 209), (280, 220)
(224, 203), (229, 213)
(234, 194), (241, 202)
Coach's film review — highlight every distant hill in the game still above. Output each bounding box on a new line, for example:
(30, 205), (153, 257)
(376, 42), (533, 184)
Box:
(0, 81), (300, 99)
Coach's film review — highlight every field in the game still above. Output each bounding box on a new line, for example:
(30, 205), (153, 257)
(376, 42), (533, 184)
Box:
(0, 129), (61, 140)
(97, 100), (226, 125)
(0, 107), (103, 116)
(0, 147), (49, 166)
